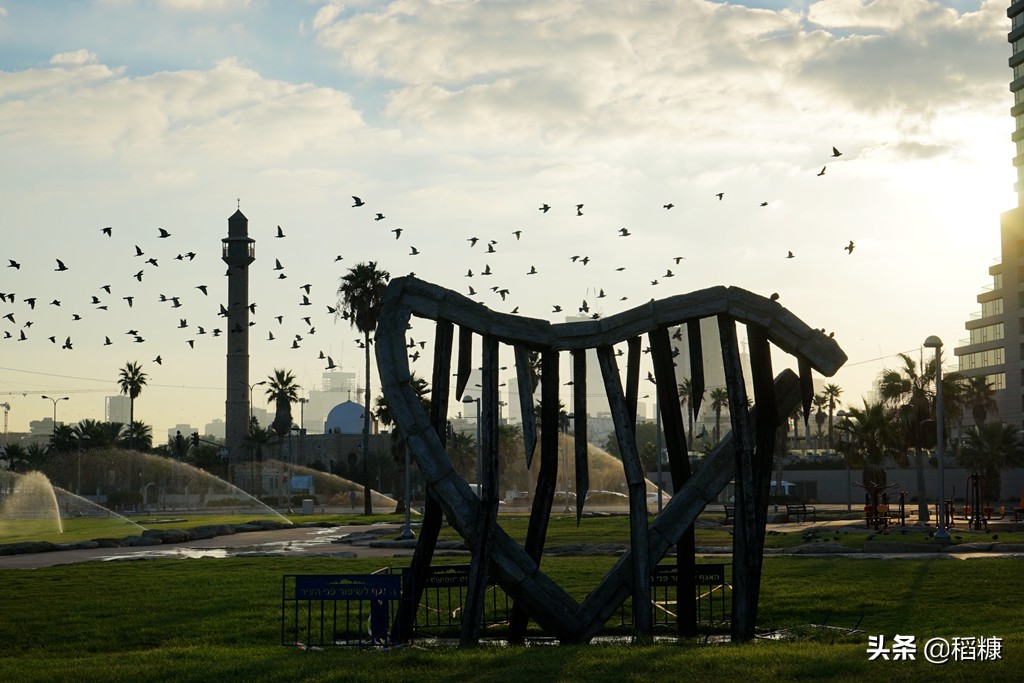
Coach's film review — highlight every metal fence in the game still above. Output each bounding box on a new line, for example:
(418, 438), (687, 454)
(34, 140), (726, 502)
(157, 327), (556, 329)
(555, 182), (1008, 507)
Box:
(281, 561), (731, 646)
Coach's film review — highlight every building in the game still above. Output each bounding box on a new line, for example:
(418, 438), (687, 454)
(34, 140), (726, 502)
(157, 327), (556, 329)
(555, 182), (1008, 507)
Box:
(952, 3), (1022, 427)
(105, 395), (130, 424)
(203, 418), (226, 441)
(221, 209), (255, 464)
(303, 371), (359, 434)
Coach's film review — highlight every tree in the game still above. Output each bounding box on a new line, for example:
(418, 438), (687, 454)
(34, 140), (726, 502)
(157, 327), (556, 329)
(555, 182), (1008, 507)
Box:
(878, 353), (935, 521)
(266, 368), (300, 501)
(242, 416), (273, 497)
(117, 361), (148, 450)
(709, 387), (729, 444)
(835, 400), (901, 489)
(822, 383), (842, 452)
(1, 442), (28, 472)
(338, 261), (391, 515)
(375, 373), (430, 508)
(957, 422), (1024, 501)
(962, 375), (998, 428)
(811, 394), (827, 451)
(677, 377), (703, 452)
(126, 421), (152, 450)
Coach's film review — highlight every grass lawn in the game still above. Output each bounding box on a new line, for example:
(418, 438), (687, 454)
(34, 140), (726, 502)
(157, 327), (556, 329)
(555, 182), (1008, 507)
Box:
(0, 550), (1020, 682)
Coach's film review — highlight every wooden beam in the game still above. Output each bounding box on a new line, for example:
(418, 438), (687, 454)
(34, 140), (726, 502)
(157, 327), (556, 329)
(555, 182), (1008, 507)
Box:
(514, 345), (538, 467)
(747, 324), (777, 615)
(687, 320), (705, 416)
(625, 337), (641, 430)
(648, 326), (696, 637)
(461, 334), (500, 646)
(394, 319), (453, 643)
(596, 345), (652, 639)
(573, 350), (589, 523)
(508, 349), (560, 641)
(455, 325), (473, 401)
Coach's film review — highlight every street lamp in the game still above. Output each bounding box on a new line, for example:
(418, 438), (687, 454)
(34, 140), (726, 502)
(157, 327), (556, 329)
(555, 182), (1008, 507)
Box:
(462, 396), (482, 494)
(244, 381), (267, 424)
(836, 409), (852, 512)
(923, 335), (949, 544)
(40, 395), (69, 445)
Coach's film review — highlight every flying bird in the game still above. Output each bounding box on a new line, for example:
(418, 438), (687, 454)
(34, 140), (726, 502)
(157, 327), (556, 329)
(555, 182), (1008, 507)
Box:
(101, 284), (111, 293)
(845, 240), (855, 254)
(539, 204), (551, 213)
(618, 228), (631, 237)
(467, 285), (477, 296)
(352, 196), (364, 207)
(104, 336), (112, 346)
(663, 203), (674, 210)
(300, 283), (312, 294)
(527, 265), (537, 275)
(576, 204), (584, 216)
(716, 192), (724, 200)
(374, 213), (385, 221)
(786, 251), (795, 259)
(196, 285), (208, 295)
(409, 246), (420, 256)
(760, 201), (768, 207)
(124, 296), (134, 307)
(145, 258), (158, 267)
(101, 226), (112, 236)
(134, 271), (143, 282)
(54, 259), (68, 271)
(62, 336), (73, 350)
(831, 146), (842, 157)
(153, 355), (163, 365)
(157, 228), (171, 238)
(512, 230), (522, 240)
(325, 356), (337, 370)
(467, 237), (479, 247)
(392, 228), (403, 239)
(817, 166), (826, 176)
(6, 260), (19, 269)
(276, 225), (285, 238)
(274, 259), (284, 271)
(135, 245), (144, 256)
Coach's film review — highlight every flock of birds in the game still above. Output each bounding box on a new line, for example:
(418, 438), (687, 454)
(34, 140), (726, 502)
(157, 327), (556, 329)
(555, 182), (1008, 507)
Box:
(1, 145), (856, 388)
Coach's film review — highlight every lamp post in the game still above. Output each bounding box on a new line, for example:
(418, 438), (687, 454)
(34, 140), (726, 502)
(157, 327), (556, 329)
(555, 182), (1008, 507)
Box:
(462, 396), (482, 494)
(836, 409), (852, 511)
(297, 397), (308, 467)
(40, 395), (69, 445)
(245, 381), (266, 424)
(923, 335), (950, 544)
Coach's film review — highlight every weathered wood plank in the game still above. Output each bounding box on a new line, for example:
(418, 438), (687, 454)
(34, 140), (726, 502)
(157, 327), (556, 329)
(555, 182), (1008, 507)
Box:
(514, 344), (538, 468)
(687, 320), (705, 416)
(461, 334), (500, 646)
(625, 336), (641, 430)
(455, 325), (473, 401)
(798, 357), (814, 426)
(573, 350), (589, 523)
(648, 326), (696, 636)
(509, 349), (561, 641)
(596, 345), (652, 638)
(747, 324), (777, 615)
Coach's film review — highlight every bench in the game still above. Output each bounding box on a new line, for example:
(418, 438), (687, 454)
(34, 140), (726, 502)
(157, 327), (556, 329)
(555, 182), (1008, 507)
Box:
(723, 504), (735, 525)
(786, 503), (816, 523)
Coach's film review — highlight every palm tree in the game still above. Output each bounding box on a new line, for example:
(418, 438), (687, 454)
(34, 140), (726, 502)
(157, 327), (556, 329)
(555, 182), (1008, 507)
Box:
(338, 261), (391, 515)
(789, 405), (803, 455)
(117, 361), (148, 450)
(812, 394), (827, 451)
(709, 387), (729, 444)
(265, 368), (300, 500)
(677, 377), (703, 452)
(962, 376), (998, 428)
(835, 400), (901, 489)
(878, 353), (935, 522)
(242, 416), (273, 497)
(957, 422), (1024, 501)
(822, 383), (842, 453)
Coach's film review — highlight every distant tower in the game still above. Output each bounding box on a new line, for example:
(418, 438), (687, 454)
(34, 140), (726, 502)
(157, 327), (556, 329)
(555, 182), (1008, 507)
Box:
(222, 208), (255, 466)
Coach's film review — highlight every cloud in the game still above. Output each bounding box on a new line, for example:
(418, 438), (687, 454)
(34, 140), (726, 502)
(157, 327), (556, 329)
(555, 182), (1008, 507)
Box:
(49, 49), (99, 66)
(158, 0), (251, 10)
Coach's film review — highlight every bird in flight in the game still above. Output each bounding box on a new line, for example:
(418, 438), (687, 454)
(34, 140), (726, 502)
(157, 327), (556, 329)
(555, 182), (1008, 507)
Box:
(673, 256), (685, 264)
(527, 265), (537, 275)
(374, 213), (385, 221)
(352, 196), (364, 207)
(512, 230), (522, 240)
(392, 228), (403, 240)
(196, 285), (208, 295)
(539, 204), (551, 213)
(845, 240), (855, 254)
(62, 336), (73, 350)
(274, 259), (284, 271)
(409, 246), (420, 256)
(817, 166), (826, 177)
(300, 283), (312, 294)
(716, 192), (724, 200)
(760, 201), (768, 207)
(157, 228), (171, 238)
(134, 270), (143, 282)
(276, 225), (285, 238)
(101, 226), (112, 236)
(467, 285), (477, 296)
(467, 237), (479, 247)
(54, 259), (68, 271)
(104, 336), (112, 346)
(326, 356), (337, 370)
(7, 259), (20, 269)
(552, 305), (562, 313)
(153, 355), (163, 365)
(576, 204), (584, 216)
(831, 146), (842, 158)
(619, 228), (631, 237)
(786, 251), (795, 259)
(135, 245), (144, 257)
(663, 203), (674, 210)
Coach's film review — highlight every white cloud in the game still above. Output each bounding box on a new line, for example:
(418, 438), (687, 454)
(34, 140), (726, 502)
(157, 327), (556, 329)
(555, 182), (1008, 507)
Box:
(49, 49), (99, 66)
(0, 7), (8, 19)
(312, 2), (344, 31)
(158, 0), (252, 11)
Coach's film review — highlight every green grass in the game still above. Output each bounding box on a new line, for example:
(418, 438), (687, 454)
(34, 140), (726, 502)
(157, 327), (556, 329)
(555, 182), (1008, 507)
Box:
(0, 554), (1020, 682)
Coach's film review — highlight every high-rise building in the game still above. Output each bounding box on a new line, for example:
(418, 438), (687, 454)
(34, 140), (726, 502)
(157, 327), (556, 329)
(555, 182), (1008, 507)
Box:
(952, 3), (1021, 426)
(105, 395), (131, 424)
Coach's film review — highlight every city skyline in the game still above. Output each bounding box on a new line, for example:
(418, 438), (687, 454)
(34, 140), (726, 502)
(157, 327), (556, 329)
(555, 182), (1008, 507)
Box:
(0, 1), (1014, 437)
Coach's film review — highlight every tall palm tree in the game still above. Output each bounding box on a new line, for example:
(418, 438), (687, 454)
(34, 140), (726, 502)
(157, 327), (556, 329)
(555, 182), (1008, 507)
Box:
(265, 368), (300, 500)
(821, 383), (842, 453)
(812, 394), (827, 451)
(835, 400), (901, 489)
(962, 375), (998, 428)
(878, 353), (934, 522)
(789, 405), (803, 455)
(709, 387), (729, 444)
(677, 377), (703, 452)
(338, 261), (391, 515)
(957, 421), (1024, 501)
(117, 361), (148, 450)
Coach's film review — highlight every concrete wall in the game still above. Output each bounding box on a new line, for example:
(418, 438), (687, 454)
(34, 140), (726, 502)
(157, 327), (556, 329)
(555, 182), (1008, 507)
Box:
(780, 467), (1024, 505)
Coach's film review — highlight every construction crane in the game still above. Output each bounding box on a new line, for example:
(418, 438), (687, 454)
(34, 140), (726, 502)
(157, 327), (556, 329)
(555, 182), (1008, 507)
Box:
(0, 390), (103, 396)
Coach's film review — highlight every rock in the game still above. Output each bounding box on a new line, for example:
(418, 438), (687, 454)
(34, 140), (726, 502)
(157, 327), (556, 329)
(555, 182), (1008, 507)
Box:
(991, 543), (1024, 553)
(142, 529), (191, 543)
(126, 535), (162, 547)
(945, 542), (993, 552)
(93, 538), (128, 548)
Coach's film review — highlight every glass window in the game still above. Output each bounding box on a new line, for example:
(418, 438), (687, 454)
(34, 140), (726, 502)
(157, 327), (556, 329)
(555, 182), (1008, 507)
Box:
(994, 273), (1003, 290)
(982, 298), (1004, 318)
(970, 323), (1005, 345)
(960, 348), (1004, 370)
(987, 372), (1006, 390)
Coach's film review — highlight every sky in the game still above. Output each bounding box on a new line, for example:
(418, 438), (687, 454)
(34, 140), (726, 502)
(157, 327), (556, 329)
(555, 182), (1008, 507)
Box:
(0, 0), (1015, 441)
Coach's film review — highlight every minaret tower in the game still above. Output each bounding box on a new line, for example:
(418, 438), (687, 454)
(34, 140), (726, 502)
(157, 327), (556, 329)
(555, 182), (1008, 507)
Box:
(222, 208), (255, 468)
